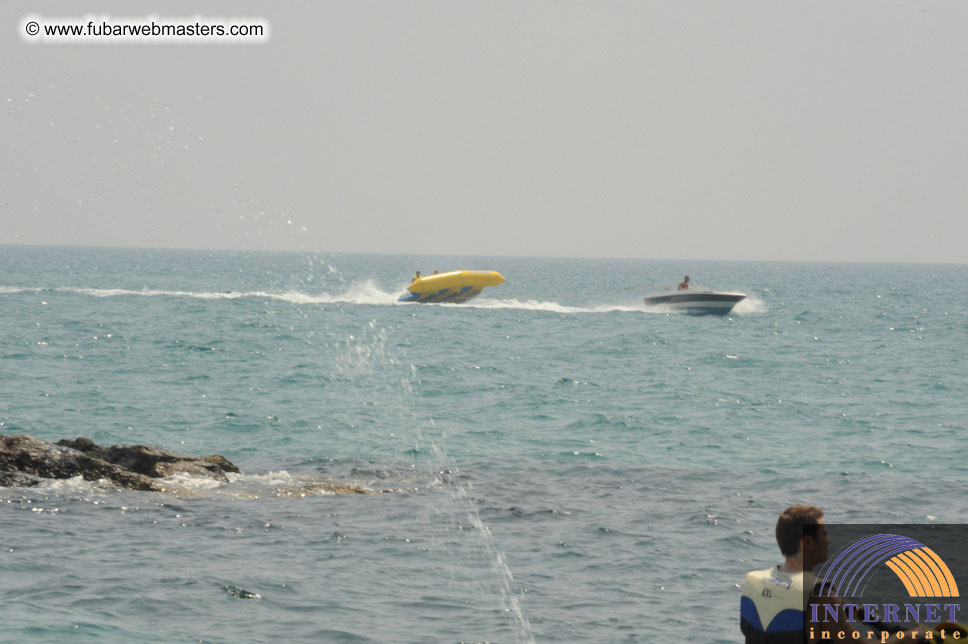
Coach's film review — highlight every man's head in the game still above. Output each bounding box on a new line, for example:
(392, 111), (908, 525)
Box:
(776, 505), (829, 567)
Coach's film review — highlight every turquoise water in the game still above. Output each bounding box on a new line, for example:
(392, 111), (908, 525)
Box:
(1, 246), (966, 643)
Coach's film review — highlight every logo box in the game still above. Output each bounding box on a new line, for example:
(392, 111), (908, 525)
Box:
(805, 524), (966, 641)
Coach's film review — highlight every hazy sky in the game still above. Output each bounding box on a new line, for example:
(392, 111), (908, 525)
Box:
(3, 1), (967, 262)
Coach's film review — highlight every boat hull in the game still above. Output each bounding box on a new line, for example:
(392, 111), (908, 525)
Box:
(643, 290), (746, 316)
(398, 270), (505, 303)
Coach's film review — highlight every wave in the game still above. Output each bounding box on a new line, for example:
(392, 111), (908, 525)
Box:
(13, 468), (436, 499)
(65, 284), (399, 306)
(0, 285), (766, 315)
(0, 284), (645, 313)
(0, 282), (400, 306)
(456, 298), (646, 314)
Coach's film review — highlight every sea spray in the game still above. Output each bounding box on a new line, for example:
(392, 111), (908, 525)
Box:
(732, 295), (767, 315)
(438, 476), (536, 644)
(339, 323), (536, 642)
(402, 392), (535, 642)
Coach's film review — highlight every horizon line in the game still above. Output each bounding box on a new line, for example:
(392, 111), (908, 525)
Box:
(0, 241), (964, 267)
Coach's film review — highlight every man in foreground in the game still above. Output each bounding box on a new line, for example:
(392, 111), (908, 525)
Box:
(740, 505), (926, 643)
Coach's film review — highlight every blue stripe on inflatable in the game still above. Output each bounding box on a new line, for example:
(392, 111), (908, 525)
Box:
(398, 286), (485, 304)
(424, 288), (451, 303)
(444, 286), (474, 302)
(452, 287), (482, 303)
(439, 286), (472, 303)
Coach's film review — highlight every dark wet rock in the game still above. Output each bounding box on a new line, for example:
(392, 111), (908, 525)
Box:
(0, 470), (45, 488)
(57, 437), (240, 482)
(0, 435), (239, 491)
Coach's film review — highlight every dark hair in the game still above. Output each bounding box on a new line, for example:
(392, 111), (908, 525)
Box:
(775, 505), (823, 556)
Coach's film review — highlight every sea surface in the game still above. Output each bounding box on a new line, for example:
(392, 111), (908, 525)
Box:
(1, 246), (966, 643)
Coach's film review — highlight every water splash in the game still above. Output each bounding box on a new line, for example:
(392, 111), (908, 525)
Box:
(435, 476), (537, 644)
(342, 327), (536, 642)
(732, 296), (767, 315)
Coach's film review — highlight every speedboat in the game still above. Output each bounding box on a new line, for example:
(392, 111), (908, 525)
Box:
(643, 288), (746, 315)
(398, 270), (506, 303)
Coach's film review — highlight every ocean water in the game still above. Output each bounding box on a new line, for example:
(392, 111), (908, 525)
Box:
(1, 245), (966, 643)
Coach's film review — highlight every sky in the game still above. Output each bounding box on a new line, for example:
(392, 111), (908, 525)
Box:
(3, 0), (967, 263)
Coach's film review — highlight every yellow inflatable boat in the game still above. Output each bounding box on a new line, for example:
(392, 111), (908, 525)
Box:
(398, 270), (506, 303)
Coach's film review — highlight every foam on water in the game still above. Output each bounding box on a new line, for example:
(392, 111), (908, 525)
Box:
(47, 284), (401, 306)
(32, 474), (97, 493)
(2, 283), (765, 318)
(459, 297), (645, 315)
(1, 468), (413, 502)
(157, 472), (228, 491)
(226, 470), (297, 487)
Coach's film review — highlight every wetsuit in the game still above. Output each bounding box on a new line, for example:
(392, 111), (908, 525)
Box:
(741, 566), (815, 644)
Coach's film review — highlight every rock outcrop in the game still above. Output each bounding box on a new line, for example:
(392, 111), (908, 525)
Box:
(0, 435), (240, 491)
